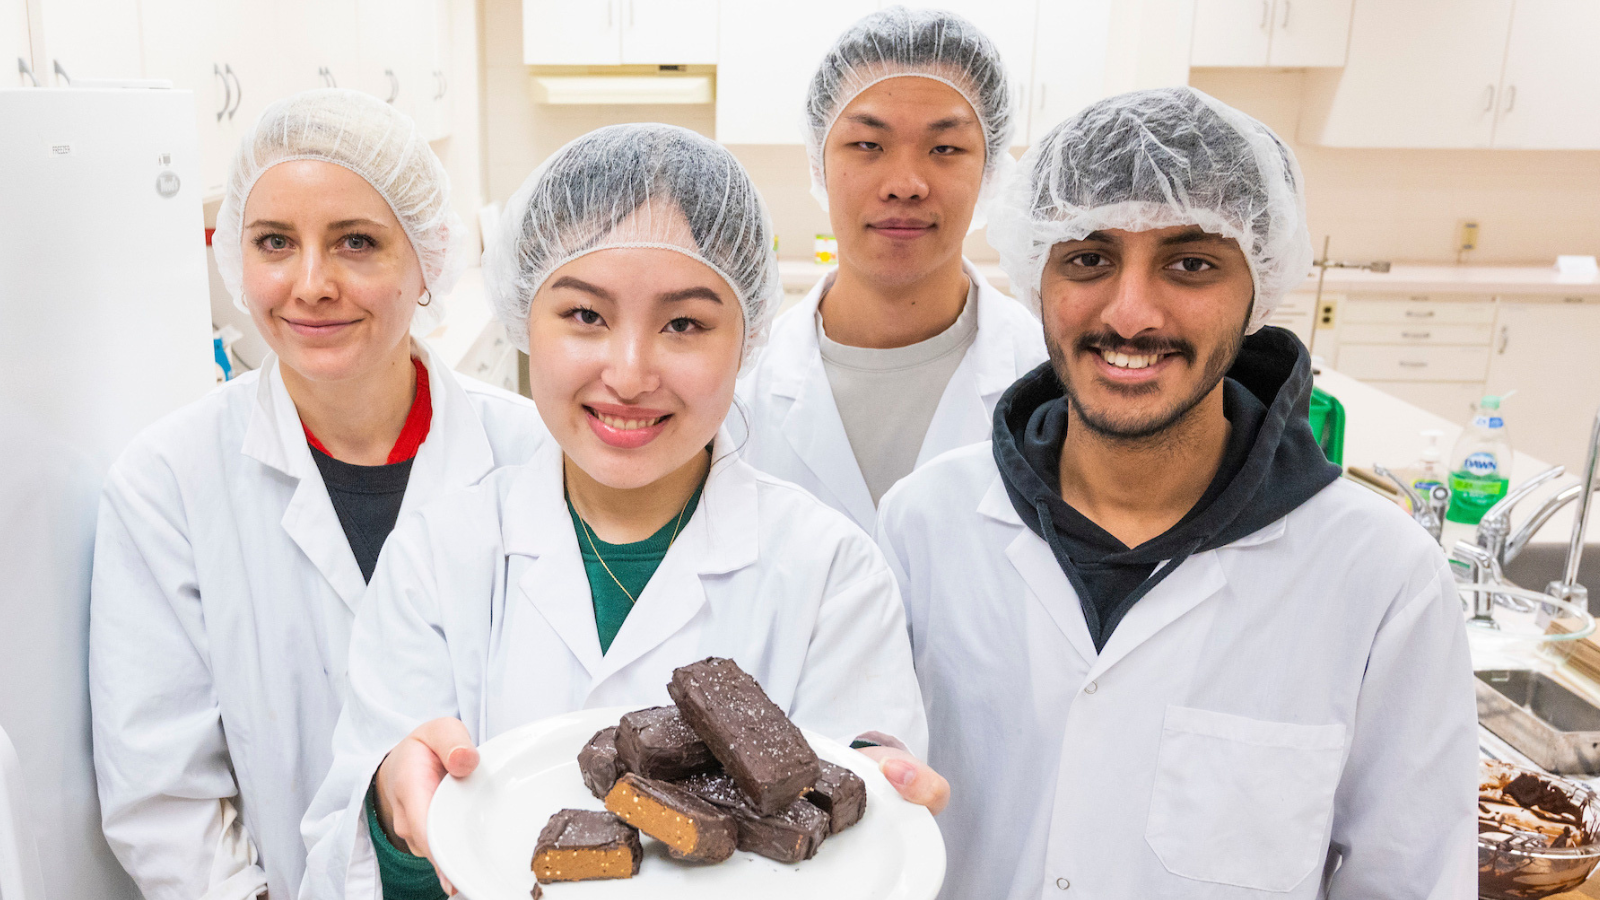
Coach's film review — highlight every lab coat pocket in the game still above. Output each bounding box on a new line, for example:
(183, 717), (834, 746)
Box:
(1145, 705), (1346, 893)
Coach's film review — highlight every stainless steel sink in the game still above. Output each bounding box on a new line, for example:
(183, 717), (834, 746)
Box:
(1504, 543), (1600, 614)
(1477, 669), (1600, 774)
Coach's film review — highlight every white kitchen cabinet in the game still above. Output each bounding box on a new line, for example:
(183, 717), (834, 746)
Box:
(139, 0), (242, 196)
(1485, 299), (1600, 477)
(36, 0), (143, 83)
(715, 0), (876, 144)
(284, 0), (361, 96)
(622, 0), (717, 64)
(1491, 0), (1600, 150)
(419, 0), (454, 140)
(525, 0), (621, 65)
(1266, 0), (1352, 66)
(4, 0), (33, 86)
(1302, 0), (1515, 148)
(1028, 0), (1112, 142)
(1190, 0), (1273, 66)
(890, 0), (1038, 147)
(1190, 0), (1350, 66)
(525, 0), (715, 66)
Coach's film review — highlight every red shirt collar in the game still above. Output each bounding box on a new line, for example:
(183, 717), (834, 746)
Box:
(302, 356), (433, 464)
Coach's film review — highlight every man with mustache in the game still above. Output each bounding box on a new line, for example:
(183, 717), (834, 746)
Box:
(734, 7), (1046, 535)
(875, 88), (1478, 899)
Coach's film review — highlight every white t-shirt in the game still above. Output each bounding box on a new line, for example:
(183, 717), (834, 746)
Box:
(816, 280), (980, 505)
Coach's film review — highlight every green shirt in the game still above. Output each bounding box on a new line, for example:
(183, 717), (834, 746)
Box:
(365, 784), (449, 900)
(367, 488), (705, 896)
(569, 485), (703, 654)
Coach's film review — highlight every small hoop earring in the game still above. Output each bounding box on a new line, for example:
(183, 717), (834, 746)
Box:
(418, 290), (433, 307)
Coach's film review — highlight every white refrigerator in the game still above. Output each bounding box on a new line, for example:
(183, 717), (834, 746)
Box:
(0, 87), (215, 899)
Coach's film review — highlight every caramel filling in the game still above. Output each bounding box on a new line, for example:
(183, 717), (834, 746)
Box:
(531, 845), (635, 883)
(605, 780), (701, 855)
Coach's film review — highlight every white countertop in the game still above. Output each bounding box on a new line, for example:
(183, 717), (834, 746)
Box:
(1315, 366), (1588, 548)
(778, 259), (1600, 299)
(1304, 263), (1600, 297)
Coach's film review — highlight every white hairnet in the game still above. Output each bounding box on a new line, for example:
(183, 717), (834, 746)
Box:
(988, 87), (1313, 333)
(212, 88), (467, 336)
(484, 123), (783, 367)
(803, 5), (1016, 221)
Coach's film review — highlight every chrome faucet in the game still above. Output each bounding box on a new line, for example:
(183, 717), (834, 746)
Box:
(1374, 464), (1445, 542)
(1466, 406), (1600, 611)
(1550, 409), (1600, 607)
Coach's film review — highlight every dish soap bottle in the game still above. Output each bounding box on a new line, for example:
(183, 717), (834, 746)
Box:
(1396, 429), (1449, 515)
(1446, 396), (1512, 525)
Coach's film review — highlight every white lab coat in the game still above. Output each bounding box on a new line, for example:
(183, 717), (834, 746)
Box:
(875, 443), (1479, 900)
(733, 261), (1046, 535)
(299, 433), (928, 900)
(89, 342), (549, 900)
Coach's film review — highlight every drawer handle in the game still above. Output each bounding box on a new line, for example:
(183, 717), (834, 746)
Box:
(1498, 325), (1509, 354)
(1404, 309), (1435, 319)
(1398, 360), (1429, 369)
(1401, 331), (1431, 340)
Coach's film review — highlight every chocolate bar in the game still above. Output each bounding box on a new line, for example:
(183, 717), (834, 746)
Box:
(530, 809), (642, 884)
(615, 706), (717, 781)
(604, 773), (737, 863)
(668, 657), (821, 815)
(805, 760), (867, 834)
(578, 726), (625, 800)
(679, 771), (830, 863)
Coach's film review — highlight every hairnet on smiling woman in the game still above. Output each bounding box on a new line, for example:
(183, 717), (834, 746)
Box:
(802, 5), (1016, 218)
(986, 86), (1314, 332)
(212, 88), (467, 335)
(483, 123), (784, 367)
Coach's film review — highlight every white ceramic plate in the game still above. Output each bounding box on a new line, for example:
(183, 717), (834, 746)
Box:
(428, 706), (945, 900)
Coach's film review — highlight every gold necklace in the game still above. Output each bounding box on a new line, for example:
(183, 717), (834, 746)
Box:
(571, 489), (694, 606)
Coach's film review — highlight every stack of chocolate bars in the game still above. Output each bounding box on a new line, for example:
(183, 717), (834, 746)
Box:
(531, 657), (868, 887)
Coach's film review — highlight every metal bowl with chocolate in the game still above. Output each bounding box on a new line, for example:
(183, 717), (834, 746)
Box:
(1480, 759), (1600, 899)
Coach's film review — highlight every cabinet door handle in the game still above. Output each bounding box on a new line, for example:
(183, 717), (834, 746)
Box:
(626, 0), (634, 27)
(606, 0), (613, 28)
(1482, 85), (1495, 112)
(1280, 0), (1290, 27)
(1504, 84), (1517, 113)
(1498, 325), (1509, 354)
(1398, 360), (1428, 369)
(52, 59), (70, 86)
(1260, 0), (1269, 29)
(1037, 83), (1046, 110)
(225, 64), (242, 118)
(385, 69), (399, 104)
(18, 57), (38, 86)
(1404, 309), (1435, 318)
(214, 63), (231, 121)
(1401, 331), (1431, 340)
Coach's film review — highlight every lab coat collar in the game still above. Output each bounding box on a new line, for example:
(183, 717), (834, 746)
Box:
(503, 428), (761, 685)
(762, 272), (876, 529)
(981, 465), (1238, 682)
(241, 341), (500, 613)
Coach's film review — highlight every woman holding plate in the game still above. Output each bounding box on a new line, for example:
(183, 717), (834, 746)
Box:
(301, 123), (944, 898)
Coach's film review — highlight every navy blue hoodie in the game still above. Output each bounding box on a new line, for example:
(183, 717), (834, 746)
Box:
(993, 326), (1341, 650)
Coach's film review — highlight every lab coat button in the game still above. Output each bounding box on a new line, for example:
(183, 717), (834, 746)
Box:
(1056, 877), (1071, 890)
(1084, 681), (1098, 694)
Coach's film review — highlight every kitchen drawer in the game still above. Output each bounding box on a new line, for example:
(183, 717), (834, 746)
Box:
(1341, 297), (1497, 325)
(1336, 343), (1491, 382)
(1337, 323), (1492, 345)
